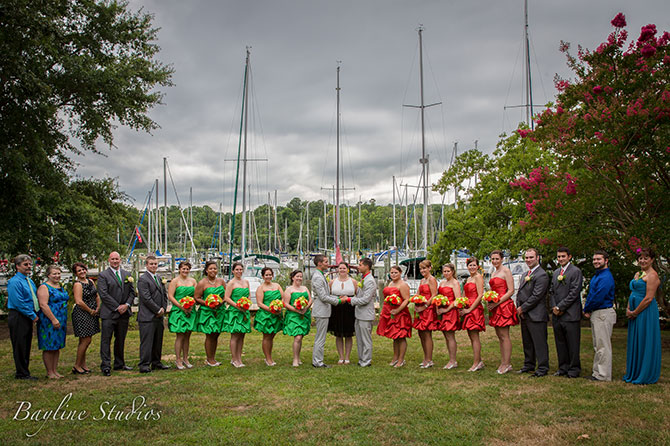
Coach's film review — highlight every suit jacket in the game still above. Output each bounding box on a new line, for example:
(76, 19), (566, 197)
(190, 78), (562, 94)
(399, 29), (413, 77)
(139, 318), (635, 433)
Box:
(137, 272), (168, 322)
(311, 269), (339, 318)
(549, 264), (583, 322)
(517, 266), (550, 322)
(97, 267), (136, 320)
(350, 273), (377, 321)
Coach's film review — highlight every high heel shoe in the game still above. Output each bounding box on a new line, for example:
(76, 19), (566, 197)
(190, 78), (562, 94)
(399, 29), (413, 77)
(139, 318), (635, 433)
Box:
(394, 360), (406, 368)
(497, 365), (513, 375)
(72, 367), (86, 375)
(420, 361), (434, 369)
(443, 362), (458, 370)
(468, 361), (485, 372)
(264, 359), (276, 367)
(176, 363), (186, 370)
(389, 360), (399, 367)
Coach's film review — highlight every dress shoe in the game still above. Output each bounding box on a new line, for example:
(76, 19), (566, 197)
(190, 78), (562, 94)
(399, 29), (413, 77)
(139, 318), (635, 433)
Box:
(16, 375), (38, 380)
(516, 368), (533, 374)
(151, 363), (170, 370)
(530, 372), (546, 378)
(102, 369), (111, 376)
(312, 363), (330, 368)
(567, 375), (579, 379)
(139, 367), (152, 373)
(584, 375), (602, 381)
(553, 371), (567, 377)
(113, 365), (133, 371)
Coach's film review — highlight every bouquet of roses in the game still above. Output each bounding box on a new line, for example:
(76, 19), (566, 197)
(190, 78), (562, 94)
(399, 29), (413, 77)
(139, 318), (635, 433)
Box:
(179, 296), (196, 310)
(269, 299), (284, 314)
(482, 290), (500, 304)
(432, 294), (450, 307)
(384, 294), (403, 306)
(204, 294), (222, 309)
(454, 296), (469, 309)
(236, 296), (252, 311)
(410, 294), (427, 306)
(293, 296), (309, 318)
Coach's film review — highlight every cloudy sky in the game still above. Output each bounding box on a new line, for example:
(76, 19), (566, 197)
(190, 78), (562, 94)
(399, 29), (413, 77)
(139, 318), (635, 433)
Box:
(72, 0), (668, 212)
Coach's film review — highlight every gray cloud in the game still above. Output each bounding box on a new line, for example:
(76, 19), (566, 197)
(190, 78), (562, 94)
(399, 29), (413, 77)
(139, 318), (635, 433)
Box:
(72, 0), (670, 211)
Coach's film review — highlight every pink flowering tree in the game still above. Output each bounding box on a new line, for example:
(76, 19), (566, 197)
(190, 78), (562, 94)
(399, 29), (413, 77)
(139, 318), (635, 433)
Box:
(511, 13), (668, 311)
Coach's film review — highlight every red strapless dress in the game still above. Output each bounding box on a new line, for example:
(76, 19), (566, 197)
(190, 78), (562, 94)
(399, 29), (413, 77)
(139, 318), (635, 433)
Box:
(461, 282), (485, 331)
(488, 277), (518, 327)
(437, 286), (460, 331)
(377, 286), (412, 339)
(412, 284), (440, 331)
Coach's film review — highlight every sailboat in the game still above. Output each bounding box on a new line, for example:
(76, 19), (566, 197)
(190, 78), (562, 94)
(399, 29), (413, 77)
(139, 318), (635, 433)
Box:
(227, 48), (279, 294)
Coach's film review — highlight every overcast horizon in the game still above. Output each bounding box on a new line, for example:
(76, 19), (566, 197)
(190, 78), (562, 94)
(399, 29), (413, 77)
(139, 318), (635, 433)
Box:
(70, 0), (669, 212)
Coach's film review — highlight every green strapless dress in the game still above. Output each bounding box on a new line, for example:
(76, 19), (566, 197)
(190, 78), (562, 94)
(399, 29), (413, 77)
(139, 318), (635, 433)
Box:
(197, 286), (226, 334)
(254, 289), (284, 334)
(168, 286), (198, 333)
(283, 291), (311, 337)
(222, 287), (251, 333)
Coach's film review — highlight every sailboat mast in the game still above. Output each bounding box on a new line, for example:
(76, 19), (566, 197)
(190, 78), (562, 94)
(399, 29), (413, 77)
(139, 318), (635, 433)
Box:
(241, 49), (250, 260)
(335, 63), (341, 257)
(164, 157), (168, 254)
(418, 28), (429, 255)
(524, 0), (534, 129)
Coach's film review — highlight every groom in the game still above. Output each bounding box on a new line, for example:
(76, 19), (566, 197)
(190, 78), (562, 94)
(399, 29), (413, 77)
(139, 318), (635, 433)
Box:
(311, 254), (340, 368)
(348, 257), (377, 367)
(97, 251), (136, 376)
(516, 248), (550, 377)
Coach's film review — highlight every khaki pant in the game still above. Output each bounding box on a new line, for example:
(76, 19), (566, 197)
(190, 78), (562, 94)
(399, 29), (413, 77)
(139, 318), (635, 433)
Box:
(590, 307), (616, 381)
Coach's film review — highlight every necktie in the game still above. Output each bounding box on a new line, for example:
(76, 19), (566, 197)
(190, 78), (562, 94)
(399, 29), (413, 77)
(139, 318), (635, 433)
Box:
(26, 278), (39, 312)
(115, 270), (122, 285)
(560, 268), (565, 276)
(154, 275), (161, 288)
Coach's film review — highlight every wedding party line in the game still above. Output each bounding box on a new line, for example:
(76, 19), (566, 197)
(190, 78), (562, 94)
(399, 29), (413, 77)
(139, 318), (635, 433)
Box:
(6, 247), (662, 385)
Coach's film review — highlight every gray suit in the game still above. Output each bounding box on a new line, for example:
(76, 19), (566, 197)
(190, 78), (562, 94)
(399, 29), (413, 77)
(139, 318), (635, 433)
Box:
(350, 273), (377, 366)
(549, 264), (583, 376)
(517, 266), (550, 374)
(97, 267), (136, 371)
(311, 269), (339, 366)
(137, 272), (168, 370)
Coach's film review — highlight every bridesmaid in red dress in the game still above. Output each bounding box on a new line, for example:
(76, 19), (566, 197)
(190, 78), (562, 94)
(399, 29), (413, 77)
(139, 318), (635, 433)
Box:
(461, 257), (486, 371)
(413, 259), (439, 368)
(488, 250), (518, 374)
(377, 265), (412, 367)
(436, 263), (461, 369)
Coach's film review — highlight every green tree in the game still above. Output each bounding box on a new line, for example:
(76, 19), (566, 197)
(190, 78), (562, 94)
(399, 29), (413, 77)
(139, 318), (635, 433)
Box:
(0, 0), (173, 260)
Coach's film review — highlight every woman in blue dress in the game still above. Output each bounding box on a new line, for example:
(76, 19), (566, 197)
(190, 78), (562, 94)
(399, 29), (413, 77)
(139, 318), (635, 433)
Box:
(623, 248), (661, 385)
(36, 265), (69, 379)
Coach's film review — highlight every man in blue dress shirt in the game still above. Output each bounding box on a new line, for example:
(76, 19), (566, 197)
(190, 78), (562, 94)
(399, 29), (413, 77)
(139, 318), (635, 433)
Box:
(7, 254), (39, 380)
(582, 250), (616, 381)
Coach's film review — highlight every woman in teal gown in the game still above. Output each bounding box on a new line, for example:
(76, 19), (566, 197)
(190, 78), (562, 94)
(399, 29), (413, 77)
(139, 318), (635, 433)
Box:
(168, 261), (198, 369)
(623, 249), (661, 385)
(36, 265), (69, 379)
(195, 261), (226, 367)
(254, 267), (284, 366)
(223, 262), (251, 368)
(283, 270), (312, 367)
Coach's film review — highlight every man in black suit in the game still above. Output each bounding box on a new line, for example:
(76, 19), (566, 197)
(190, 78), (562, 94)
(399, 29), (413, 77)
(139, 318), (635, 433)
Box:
(516, 248), (550, 377)
(549, 247), (584, 378)
(137, 255), (169, 373)
(97, 251), (136, 375)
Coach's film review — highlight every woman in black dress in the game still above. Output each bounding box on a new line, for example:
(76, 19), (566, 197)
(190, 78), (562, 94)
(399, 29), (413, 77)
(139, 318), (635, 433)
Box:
(71, 262), (101, 374)
(328, 262), (358, 364)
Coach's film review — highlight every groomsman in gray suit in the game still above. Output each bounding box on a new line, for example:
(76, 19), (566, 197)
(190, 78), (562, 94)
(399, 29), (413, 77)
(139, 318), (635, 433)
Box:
(311, 254), (340, 368)
(97, 251), (136, 376)
(348, 258), (377, 367)
(516, 248), (551, 377)
(137, 255), (169, 373)
(549, 247), (584, 378)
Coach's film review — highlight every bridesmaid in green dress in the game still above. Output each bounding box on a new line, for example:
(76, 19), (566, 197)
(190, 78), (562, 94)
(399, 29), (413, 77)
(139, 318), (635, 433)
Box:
(167, 261), (198, 370)
(254, 267), (284, 366)
(223, 262), (251, 368)
(282, 270), (313, 367)
(195, 261), (226, 367)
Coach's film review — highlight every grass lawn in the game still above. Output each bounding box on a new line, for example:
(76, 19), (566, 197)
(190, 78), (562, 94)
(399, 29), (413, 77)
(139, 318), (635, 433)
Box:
(0, 321), (668, 445)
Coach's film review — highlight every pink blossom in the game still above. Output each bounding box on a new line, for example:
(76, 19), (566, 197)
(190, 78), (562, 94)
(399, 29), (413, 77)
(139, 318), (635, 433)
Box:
(640, 44), (656, 58)
(593, 85), (604, 95)
(611, 13), (626, 28)
(564, 181), (576, 196)
(584, 113), (592, 122)
(638, 24), (657, 43)
(604, 86), (614, 94)
(518, 220), (527, 228)
(517, 129), (533, 138)
(539, 238), (551, 246)
(556, 106), (564, 114)
(556, 80), (570, 92)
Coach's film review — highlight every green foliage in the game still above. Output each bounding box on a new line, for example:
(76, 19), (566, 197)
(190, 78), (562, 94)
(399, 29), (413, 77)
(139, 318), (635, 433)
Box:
(0, 0), (173, 263)
(428, 132), (553, 267)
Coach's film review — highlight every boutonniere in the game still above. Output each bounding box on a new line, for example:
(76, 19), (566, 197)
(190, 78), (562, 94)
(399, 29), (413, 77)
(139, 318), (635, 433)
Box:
(557, 274), (565, 283)
(525, 275), (533, 282)
(125, 276), (134, 283)
(161, 277), (167, 285)
(638, 271), (646, 280)
(326, 275), (331, 283)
